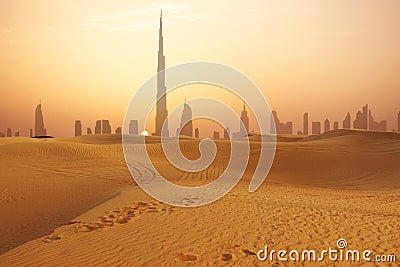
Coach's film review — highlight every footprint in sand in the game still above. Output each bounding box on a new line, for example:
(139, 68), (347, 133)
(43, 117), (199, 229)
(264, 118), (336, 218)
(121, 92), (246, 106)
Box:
(74, 201), (174, 233)
(175, 253), (198, 262)
(242, 249), (257, 256)
(220, 253), (233, 261)
(42, 201), (174, 243)
(43, 235), (62, 243)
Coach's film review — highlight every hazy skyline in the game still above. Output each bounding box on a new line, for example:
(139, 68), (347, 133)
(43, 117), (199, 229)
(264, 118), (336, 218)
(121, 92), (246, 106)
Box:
(1, 0), (400, 137)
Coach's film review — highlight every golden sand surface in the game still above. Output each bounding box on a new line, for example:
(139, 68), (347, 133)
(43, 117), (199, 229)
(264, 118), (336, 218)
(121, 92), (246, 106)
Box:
(0, 130), (399, 266)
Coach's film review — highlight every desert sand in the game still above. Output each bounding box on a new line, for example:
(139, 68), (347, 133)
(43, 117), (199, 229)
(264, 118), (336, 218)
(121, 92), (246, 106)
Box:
(0, 130), (399, 266)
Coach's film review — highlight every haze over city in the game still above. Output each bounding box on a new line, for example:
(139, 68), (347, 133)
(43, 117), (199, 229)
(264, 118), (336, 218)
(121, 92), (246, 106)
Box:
(1, 0), (400, 137)
(1, 2), (400, 265)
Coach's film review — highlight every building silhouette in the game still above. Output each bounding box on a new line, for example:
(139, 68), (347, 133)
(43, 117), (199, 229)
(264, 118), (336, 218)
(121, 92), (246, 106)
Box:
(353, 104), (368, 130)
(224, 127), (230, 139)
(35, 103), (47, 136)
(324, 119), (330, 132)
(95, 120), (111, 134)
(6, 128), (12, 137)
(75, 120), (82, 136)
(312, 121), (321, 135)
(333, 121), (339, 130)
(179, 101), (193, 137)
(95, 120), (101, 134)
(303, 112), (309, 135)
(102, 120), (111, 134)
(240, 101), (249, 136)
(15, 131), (19, 137)
(87, 127), (92, 135)
(195, 128), (199, 138)
(154, 11), (169, 137)
(115, 127), (122, 134)
(398, 112), (400, 132)
(129, 120), (138, 135)
(213, 131), (220, 139)
(343, 112), (351, 129)
(0, 132), (4, 137)
(272, 111), (292, 134)
(369, 110), (387, 131)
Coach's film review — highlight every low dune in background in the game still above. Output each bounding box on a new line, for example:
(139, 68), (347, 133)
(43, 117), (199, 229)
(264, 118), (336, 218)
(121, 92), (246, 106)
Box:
(0, 130), (399, 266)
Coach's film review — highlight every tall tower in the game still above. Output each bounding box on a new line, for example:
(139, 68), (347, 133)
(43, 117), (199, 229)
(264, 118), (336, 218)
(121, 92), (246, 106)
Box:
(75, 120), (82, 136)
(398, 111), (400, 132)
(154, 10), (169, 137)
(35, 102), (47, 136)
(240, 101), (249, 136)
(179, 101), (193, 137)
(343, 112), (351, 129)
(303, 112), (309, 135)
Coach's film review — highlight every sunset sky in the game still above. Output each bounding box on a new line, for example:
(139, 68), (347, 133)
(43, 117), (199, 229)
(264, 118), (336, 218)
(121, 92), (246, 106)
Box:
(1, 0), (399, 137)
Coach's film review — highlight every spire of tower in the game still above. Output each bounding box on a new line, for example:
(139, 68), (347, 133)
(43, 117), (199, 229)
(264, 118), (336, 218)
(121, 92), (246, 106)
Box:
(160, 9), (162, 31)
(155, 10), (169, 137)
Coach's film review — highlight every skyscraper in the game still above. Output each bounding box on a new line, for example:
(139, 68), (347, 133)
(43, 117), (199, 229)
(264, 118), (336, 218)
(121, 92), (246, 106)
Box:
(195, 128), (199, 138)
(398, 111), (400, 132)
(240, 101), (249, 136)
(324, 119), (330, 132)
(353, 104), (368, 130)
(312, 121), (321, 135)
(179, 101), (193, 137)
(6, 128), (12, 137)
(224, 127), (230, 139)
(333, 121), (339, 130)
(75, 120), (82, 136)
(272, 111), (292, 135)
(95, 120), (101, 134)
(303, 112), (309, 135)
(129, 120), (138, 135)
(369, 109), (387, 132)
(102, 120), (111, 134)
(343, 112), (351, 129)
(35, 103), (47, 136)
(154, 11), (169, 137)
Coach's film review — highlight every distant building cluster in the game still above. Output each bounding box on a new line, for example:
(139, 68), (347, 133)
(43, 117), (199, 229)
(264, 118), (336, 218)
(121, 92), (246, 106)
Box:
(272, 111), (293, 135)
(0, 128), (19, 137)
(73, 119), (140, 137)
(1, 12), (399, 139)
(273, 104), (394, 136)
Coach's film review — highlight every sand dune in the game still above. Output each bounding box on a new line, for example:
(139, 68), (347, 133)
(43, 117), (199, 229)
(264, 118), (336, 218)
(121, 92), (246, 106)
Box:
(0, 130), (399, 265)
(0, 137), (132, 254)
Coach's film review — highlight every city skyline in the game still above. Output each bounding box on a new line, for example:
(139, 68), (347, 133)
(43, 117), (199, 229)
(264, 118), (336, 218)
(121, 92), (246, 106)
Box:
(1, 1), (400, 137)
(2, 101), (400, 138)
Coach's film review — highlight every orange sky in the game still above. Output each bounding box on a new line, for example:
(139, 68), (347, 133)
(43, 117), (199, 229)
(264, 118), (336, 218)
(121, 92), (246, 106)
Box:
(1, 0), (399, 137)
